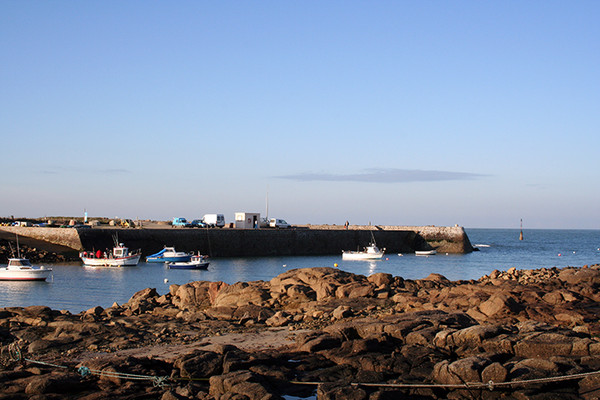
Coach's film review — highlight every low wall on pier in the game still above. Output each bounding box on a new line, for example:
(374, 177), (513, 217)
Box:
(0, 225), (473, 257)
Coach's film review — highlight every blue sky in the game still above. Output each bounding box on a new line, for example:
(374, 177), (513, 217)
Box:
(1, 1), (599, 229)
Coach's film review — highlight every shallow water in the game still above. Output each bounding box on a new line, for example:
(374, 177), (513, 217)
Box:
(0, 229), (598, 313)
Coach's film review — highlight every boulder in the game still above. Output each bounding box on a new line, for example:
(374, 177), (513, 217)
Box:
(172, 281), (228, 310)
(367, 272), (393, 287)
(266, 311), (290, 327)
(173, 350), (223, 378)
(478, 293), (522, 317)
(212, 282), (270, 308)
(514, 332), (576, 358)
(332, 306), (353, 320)
(432, 356), (490, 384)
(209, 370), (278, 400)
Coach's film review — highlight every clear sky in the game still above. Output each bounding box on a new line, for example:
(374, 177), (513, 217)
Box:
(2, 1), (599, 229)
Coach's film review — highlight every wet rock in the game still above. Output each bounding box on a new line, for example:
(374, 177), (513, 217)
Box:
(173, 350), (223, 378)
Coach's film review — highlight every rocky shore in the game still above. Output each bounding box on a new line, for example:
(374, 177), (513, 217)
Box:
(2, 264), (600, 399)
(0, 238), (79, 264)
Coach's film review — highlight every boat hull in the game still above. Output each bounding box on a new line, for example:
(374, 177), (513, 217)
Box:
(0, 268), (52, 281)
(415, 250), (437, 256)
(81, 254), (141, 267)
(341, 252), (384, 261)
(167, 261), (209, 270)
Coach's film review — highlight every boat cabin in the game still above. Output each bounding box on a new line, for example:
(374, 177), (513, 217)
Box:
(8, 258), (33, 267)
(113, 244), (129, 258)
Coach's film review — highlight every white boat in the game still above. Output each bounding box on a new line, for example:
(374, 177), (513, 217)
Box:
(80, 237), (141, 267)
(0, 258), (52, 281)
(415, 250), (437, 256)
(342, 233), (385, 260)
(146, 247), (192, 263)
(0, 235), (52, 281)
(167, 254), (210, 270)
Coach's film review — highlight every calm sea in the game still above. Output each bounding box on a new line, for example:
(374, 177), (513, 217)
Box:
(1, 229), (598, 313)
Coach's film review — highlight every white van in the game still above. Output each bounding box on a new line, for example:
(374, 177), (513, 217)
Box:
(269, 218), (290, 229)
(202, 214), (225, 228)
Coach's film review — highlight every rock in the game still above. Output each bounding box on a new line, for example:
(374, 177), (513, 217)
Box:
(286, 284), (316, 300)
(335, 282), (374, 298)
(434, 324), (506, 349)
(481, 362), (508, 383)
(332, 306), (352, 320)
(128, 287), (158, 303)
(579, 374), (600, 399)
(212, 282), (270, 308)
(367, 272), (393, 287)
(173, 350), (223, 378)
(296, 332), (342, 353)
(514, 332), (576, 358)
(317, 383), (368, 400)
(478, 293), (522, 317)
(432, 356), (490, 384)
(172, 281), (228, 311)
(423, 273), (450, 282)
(559, 268), (600, 285)
(266, 311), (290, 327)
(209, 371), (278, 400)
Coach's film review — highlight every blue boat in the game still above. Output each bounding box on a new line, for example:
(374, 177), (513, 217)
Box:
(167, 254), (210, 270)
(146, 247), (192, 263)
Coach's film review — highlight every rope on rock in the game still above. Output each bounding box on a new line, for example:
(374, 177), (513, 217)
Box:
(291, 369), (600, 391)
(1, 342), (170, 388)
(6, 341), (600, 392)
(351, 369), (600, 390)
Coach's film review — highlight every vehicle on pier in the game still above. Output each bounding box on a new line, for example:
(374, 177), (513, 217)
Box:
(202, 214), (225, 228)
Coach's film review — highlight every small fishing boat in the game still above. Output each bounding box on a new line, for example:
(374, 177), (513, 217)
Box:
(0, 258), (52, 281)
(0, 236), (52, 281)
(415, 250), (437, 256)
(342, 232), (385, 260)
(80, 236), (141, 267)
(146, 247), (192, 263)
(167, 254), (209, 270)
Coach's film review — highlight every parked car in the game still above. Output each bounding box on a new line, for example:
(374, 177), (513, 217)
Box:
(269, 218), (290, 229)
(191, 219), (207, 228)
(172, 217), (191, 227)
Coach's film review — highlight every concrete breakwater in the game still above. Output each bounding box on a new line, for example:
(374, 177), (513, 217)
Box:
(0, 225), (473, 257)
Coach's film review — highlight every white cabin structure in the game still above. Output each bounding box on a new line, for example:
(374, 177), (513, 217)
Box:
(235, 212), (261, 229)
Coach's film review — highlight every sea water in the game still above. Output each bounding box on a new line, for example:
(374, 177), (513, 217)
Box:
(0, 229), (598, 313)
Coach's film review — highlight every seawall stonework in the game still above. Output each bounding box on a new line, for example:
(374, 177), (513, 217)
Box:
(0, 225), (473, 257)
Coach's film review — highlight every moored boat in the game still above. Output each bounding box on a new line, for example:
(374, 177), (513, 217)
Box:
(0, 258), (52, 281)
(146, 247), (192, 263)
(415, 250), (437, 256)
(80, 237), (141, 267)
(342, 232), (385, 260)
(167, 254), (209, 270)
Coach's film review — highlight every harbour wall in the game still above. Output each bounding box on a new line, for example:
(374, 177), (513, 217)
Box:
(0, 225), (473, 257)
